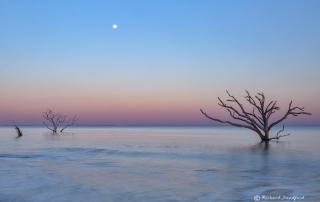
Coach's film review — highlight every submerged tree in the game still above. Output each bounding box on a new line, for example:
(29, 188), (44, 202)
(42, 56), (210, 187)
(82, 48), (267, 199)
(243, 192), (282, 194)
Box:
(13, 120), (22, 137)
(42, 109), (78, 133)
(200, 91), (311, 141)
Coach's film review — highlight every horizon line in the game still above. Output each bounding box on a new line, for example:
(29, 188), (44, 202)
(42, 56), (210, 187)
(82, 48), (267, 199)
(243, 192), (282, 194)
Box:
(2, 125), (320, 127)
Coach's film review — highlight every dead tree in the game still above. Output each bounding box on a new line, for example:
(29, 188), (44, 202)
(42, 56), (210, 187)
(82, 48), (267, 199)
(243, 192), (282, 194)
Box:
(42, 109), (78, 133)
(60, 115), (78, 132)
(42, 109), (66, 133)
(13, 120), (22, 137)
(200, 91), (311, 141)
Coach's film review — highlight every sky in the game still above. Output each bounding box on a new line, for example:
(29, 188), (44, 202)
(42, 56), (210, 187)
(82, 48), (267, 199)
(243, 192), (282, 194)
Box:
(1, 0), (320, 126)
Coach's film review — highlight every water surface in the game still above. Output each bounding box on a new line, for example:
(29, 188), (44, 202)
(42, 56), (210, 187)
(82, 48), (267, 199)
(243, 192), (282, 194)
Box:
(1, 126), (319, 201)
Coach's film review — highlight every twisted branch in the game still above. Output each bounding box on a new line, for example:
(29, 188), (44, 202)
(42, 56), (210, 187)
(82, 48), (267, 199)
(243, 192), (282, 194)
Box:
(268, 101), (311, 130)
(60, 115), (78, 132)
(269, 125), (290, 140)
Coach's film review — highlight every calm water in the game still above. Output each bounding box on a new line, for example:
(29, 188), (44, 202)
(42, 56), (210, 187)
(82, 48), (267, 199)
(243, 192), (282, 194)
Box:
(0, 126), (319, 202)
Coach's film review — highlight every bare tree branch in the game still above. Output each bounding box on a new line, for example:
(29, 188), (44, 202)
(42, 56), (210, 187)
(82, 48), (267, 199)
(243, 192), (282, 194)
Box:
(43, 121), (54, 132)
(225, 91), (265, 131)
(268, 101), (311, 130)
(200, 109), (256, 131)
(269, 125), (290, 140)
(244, 90), (263, 114)
(60, 115), (78, 132)
(247, 108), (264, 126)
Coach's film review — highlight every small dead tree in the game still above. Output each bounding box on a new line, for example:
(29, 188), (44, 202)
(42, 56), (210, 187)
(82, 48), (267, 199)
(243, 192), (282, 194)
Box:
(13, 120), (22, 137)
(200, 91), (311, 141)
(42, 109), (66, 133)
(60, 115), (78, 132)
(42, 109), (78, 133)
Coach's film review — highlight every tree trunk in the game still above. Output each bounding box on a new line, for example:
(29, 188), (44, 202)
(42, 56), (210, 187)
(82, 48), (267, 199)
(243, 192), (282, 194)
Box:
(53, 126), (57, 133)
(264, 130), (269, 140)
(261, 137), (270, 142)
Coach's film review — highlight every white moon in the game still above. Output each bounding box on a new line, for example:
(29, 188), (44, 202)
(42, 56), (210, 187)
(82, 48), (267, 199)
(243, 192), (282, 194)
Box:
(113, 24), (117, 29)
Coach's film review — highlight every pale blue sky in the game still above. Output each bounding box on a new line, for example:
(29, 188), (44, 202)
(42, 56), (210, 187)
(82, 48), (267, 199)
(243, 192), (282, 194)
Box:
(1, 0), (319, 125)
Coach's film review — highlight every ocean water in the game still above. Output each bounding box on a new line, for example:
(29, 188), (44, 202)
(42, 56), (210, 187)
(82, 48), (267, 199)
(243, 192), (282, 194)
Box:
(0, 126), (319, 202)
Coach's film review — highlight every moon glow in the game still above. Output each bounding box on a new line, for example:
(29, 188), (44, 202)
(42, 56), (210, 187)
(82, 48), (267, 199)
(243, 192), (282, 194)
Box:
(113, 24), (117, 29)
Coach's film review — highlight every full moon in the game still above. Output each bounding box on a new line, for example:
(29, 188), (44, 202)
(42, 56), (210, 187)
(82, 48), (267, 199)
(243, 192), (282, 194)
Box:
(113, 24), (117, 29)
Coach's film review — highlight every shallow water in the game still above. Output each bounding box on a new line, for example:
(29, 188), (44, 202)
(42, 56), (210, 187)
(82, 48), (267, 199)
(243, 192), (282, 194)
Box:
(0, 126), (319, 201)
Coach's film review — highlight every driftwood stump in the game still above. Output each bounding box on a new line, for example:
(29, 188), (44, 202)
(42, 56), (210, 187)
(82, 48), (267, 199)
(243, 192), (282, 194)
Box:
(13, 120), (22, 137)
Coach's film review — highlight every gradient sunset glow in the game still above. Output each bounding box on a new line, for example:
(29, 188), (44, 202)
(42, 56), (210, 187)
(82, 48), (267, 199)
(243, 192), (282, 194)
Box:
(1, 1), (319, 126)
